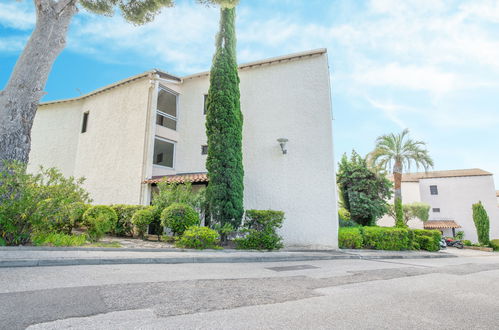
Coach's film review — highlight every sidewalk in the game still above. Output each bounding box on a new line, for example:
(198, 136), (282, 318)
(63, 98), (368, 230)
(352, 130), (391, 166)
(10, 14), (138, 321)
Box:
(0, 247), (455, 268)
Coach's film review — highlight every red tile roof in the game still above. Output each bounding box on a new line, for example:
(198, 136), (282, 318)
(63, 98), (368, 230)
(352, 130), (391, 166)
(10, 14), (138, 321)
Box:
(143, 173), (208, 184)
(424, 220), (461, 229)
(400, 169), (492, 182)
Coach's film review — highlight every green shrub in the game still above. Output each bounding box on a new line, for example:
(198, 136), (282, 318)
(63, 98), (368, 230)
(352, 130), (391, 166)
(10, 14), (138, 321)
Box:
(455, 231), (465, 240)
(337, 151), (393, 226)
(32, 232), (87, 247)
(160, 203), (200, 236)
(82, 205), (117, 241)
(235, 230), (283, 250)
(131, 207), (155, 239)
(409, 229), (441, 252)
(0, 237), (5, 246)
(338, 207), (351, 221)
(111, 204), (146, 237)
(339, 218), (360, 227)
(235, 210), (284, 251)
(338, 207), (359, 227)
(362, 227), (409, 250)
(241, 210), (284, 231)
(69, 202), (90, 228)
(152, 182), (206, 217)
(338, 227), (363, 249)
(211, 222), (235, 237)
(0, 162), (90, 245)
(176, 226), (220, 249)
(490, 239), (499, 251)
(148, 206), (165, 238)
(472, 202), (490, 246)
(463, 240), (472, 246)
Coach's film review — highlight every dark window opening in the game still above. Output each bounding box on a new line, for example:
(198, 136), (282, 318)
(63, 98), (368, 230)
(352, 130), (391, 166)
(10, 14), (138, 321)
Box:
(156, 113), (177, 130)
(156, 153), (163, 164)
(430, 185), (438, 195)
(153, 138), (174, 168)
(81, 112), (89, 133)
(432, 208), (440, 213)
(157, 88), (177, 130)
(201, 145), (208, 155)
(203, 94), (208, 115)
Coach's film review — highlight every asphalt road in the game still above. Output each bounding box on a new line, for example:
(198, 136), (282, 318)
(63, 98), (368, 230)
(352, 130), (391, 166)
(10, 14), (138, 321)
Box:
(1, 252), (498, 329)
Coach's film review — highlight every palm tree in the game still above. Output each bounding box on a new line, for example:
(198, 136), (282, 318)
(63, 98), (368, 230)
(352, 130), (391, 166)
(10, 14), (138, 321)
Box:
(369, 129), (434, 225)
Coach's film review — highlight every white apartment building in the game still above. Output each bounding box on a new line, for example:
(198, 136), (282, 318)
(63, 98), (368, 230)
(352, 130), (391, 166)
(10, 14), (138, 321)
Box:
(378, 169), (499, 242)
(28, 49), (338, 248)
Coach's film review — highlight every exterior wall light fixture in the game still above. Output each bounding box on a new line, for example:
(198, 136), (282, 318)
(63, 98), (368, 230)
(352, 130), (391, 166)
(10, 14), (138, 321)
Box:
(277, 138), (289, 155)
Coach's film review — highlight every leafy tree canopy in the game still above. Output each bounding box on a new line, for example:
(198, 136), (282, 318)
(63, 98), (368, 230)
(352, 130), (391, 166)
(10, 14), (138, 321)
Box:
(388, 202), (430, 226)
(337, 151), (393, 226)
(78, 0), (238, 24)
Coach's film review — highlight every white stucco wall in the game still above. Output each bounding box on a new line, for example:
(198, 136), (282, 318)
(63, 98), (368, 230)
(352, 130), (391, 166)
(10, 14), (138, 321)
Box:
(31, 77), (153, 205)
(29, 102), (82, 176)
(419, 175), (499, 242)
(377, 181), (424, 228)
(161, 52), (338, 248)
(31, 51), (338, 248)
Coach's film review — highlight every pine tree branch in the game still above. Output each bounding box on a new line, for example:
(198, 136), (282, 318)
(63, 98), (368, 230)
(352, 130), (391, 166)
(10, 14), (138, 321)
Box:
(55, 0), (78, 15)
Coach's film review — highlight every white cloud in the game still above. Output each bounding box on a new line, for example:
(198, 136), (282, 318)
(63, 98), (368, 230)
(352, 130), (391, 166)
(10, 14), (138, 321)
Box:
(68, 3), (219, 74)
(0, 35), (29, 52)
(355, 64), (458, 94)
(0, 2), (35, 30)
(460, 0), (499, 23)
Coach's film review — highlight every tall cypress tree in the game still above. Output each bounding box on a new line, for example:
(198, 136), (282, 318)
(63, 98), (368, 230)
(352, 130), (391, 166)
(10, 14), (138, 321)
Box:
(472, 201), (490, 246)
(205, 7), (244, 231)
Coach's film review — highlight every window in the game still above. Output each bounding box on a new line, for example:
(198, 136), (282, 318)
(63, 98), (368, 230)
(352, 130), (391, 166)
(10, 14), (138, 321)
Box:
(157, 88), (177, 130)
(432, 208), (440, 213)
(156, 113), (176, 130)
(81, 112), (89, 133)
(430, 185), (438, 195)
(201, 145), (208, 155)
(203, 94), (208, 115)
(153, 138), (175, 168)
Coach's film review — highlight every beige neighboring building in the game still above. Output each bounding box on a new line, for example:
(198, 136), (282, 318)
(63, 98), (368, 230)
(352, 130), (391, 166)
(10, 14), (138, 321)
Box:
(378, 169), (499, 242)
(28, 49), (338, 249)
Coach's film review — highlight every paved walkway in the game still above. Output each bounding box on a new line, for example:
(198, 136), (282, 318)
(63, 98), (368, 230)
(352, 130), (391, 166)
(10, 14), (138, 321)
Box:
(0, 247), (455, 268)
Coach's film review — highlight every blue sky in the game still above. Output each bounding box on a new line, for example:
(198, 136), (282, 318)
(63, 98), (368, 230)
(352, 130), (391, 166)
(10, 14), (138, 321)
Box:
(1, 0), (498, 186)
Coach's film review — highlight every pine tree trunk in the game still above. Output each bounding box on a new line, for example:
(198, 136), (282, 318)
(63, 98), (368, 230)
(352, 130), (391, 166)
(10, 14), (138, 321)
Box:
(0, 0), (76, 170)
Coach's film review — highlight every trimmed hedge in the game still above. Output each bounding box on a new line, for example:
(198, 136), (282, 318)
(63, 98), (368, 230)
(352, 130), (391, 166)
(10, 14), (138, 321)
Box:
(338, 227), (441, 251)
(160, 203), (200, 236)
(131, 207), (155, 239)
(363, 227), (409, 250)
(490, 239), (499, 251)
(111, 204), (147, 237)
(235, 210), (284, 251)
(176, 226), (220, 249)
(338, 227), (363, 249)
(82, 205), (117, 242)
(409, 229), (441, 252)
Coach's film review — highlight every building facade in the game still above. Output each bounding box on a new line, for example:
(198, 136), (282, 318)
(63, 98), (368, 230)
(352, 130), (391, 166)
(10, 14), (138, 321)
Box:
(29, 49), (338, 248)
(378, 169), (499, 242)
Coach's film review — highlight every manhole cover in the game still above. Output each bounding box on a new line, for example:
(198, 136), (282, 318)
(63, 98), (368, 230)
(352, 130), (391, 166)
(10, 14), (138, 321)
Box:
(266, 264), (319, 272)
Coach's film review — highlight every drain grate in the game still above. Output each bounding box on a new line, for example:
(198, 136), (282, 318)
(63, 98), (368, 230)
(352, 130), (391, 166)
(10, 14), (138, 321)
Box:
(266, 264), (319, 272)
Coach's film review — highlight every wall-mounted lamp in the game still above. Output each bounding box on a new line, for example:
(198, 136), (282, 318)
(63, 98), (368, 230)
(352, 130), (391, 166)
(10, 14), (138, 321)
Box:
(277, 138), (289, 155)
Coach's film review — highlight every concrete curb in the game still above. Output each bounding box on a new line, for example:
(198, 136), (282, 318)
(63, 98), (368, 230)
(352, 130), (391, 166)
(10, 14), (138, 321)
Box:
(0, 251), (456, 268)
